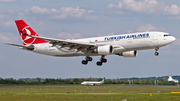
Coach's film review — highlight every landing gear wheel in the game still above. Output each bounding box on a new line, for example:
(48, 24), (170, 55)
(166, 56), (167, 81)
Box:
(154, 52), (159, 56)
(82, 60), (88, 65)
(86, 57), (93, 61)
(96, 55), (107, 66)
(101, 58), (107, 63)
(96, 61), (102, 66)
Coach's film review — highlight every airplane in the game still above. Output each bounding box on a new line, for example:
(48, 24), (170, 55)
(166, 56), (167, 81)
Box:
(167, 76), (178, 83)
(81, 77), (105, 86)
(6, 20), (176, 66)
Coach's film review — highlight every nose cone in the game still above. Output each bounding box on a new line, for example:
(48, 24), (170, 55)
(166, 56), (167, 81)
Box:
(167, 36), (176, 44)
(171, 36), (176, 42)
(170, 36), (176, 42)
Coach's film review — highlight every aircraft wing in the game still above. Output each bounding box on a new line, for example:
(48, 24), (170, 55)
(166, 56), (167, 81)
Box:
(23, 33), (96, 52)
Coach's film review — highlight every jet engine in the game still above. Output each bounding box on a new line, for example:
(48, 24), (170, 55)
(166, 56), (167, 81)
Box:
(120, 50), (137, 57)
(95, 45), (113, 55)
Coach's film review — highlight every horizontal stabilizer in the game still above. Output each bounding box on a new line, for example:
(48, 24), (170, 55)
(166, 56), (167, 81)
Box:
(5, 43), (27, 47)
(4, 43), (34, 50)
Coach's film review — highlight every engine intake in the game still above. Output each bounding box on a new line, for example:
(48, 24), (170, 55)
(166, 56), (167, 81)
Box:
(95, 45), (113, 55)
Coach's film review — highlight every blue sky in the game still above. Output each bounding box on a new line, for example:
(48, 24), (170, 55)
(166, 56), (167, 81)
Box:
(0, 0), (180, 79)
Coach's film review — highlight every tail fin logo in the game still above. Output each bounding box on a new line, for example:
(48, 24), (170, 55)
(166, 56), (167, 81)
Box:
(21, 26), (37, 45)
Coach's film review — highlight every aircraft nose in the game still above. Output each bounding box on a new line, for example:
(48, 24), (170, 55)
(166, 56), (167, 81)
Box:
(171, 36), (176, 42)
(167, 36), (176, 44)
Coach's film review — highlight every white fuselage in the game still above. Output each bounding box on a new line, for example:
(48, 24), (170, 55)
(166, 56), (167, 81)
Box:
(81, 81), (102, 85)
(22, 31), (175, 57)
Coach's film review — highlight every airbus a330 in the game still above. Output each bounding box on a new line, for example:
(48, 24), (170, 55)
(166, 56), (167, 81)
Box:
(6, 20), (176, 66)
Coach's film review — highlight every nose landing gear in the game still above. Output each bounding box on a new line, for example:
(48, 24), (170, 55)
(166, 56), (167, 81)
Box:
(154, 48), (159, 56)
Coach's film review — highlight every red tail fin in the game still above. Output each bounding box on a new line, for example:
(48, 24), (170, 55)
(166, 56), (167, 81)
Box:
(15, 20), (48, 45)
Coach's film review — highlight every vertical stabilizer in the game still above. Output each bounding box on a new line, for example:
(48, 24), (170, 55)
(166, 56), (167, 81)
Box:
(15, 20), (48, 45)
(168, 76), (173, 80)
(100, 77), (105, 84)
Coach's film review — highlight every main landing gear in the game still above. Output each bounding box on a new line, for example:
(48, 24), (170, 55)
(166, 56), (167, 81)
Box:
(154, 47), (159, 56)
(82, 56), (92, 65)
(96, 55), (107, 66)
(81, 55), (107, 66)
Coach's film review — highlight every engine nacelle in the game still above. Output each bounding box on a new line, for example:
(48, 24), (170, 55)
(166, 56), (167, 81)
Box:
(20, 45), (34, 51)
(120, 51), (137, 57)
(95, 45), (113, 55)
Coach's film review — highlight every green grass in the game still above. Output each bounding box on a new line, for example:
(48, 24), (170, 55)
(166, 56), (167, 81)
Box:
(0, 85), (180, 101)
(0, 93), (180, 101)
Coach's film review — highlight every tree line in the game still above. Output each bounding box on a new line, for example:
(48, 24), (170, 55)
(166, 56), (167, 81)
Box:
(0, 77), (178, 85)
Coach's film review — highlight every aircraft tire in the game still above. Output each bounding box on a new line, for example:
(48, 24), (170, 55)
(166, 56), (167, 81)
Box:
(82, 60), (88, 65)
(101, 58), (107, 63)
(86, 57), (93, 61)
(96, 61), (102, 66)
(154, 52), (159, 56)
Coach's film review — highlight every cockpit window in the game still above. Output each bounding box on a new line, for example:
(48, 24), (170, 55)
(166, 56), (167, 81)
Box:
(164, 34), (170, 37)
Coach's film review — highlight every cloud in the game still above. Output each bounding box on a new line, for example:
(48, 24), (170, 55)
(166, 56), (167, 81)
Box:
(54, 32), (83, 39)
(30, 6), (51, 14)
(137, 24), (157, 32)
(0, 0), (16, 2)
(107, 0), (158, 13)
(107, 0), (180, 18)
(124, 0), (158, 12)
(0, 33), (18, 43)
(27, 6), (95, 19)
(53, 7), (87, 19)
(88, 10), (94, 14)
(107, 2), (123, 9)
(137, 24), (166, 32)
(165, 4), (180, 15)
